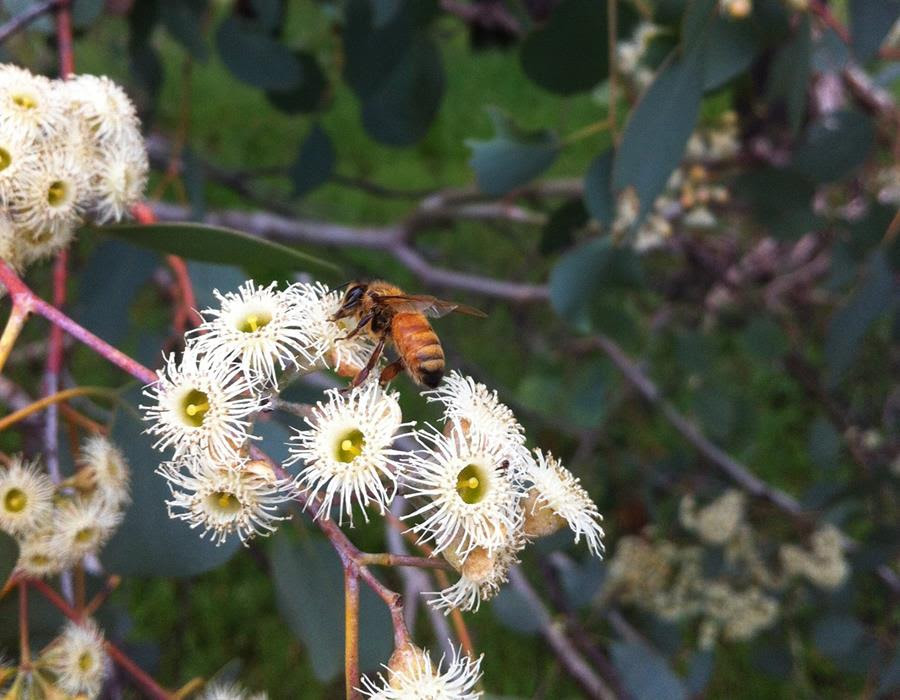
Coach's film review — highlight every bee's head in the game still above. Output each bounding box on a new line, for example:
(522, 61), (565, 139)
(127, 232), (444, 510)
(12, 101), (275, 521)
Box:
(331, 282), (367, 320)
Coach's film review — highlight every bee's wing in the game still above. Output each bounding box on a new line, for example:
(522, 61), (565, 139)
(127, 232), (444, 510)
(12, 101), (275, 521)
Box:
(374, 294), (487, 319)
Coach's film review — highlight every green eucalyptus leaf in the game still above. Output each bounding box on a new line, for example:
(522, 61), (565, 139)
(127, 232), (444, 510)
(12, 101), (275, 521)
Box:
(491, 587), (541, 636)
(813, 615), (865, 659)
(73, 0), (104, 28)
(467, 107), (560, 197)
(611, 641), (687, 700)
(519, 0), (609, 95)
(790, 109), (875, 183)
(98, 222), (339, 275)
(702, 13), (760, 91)
(0, 532), (17, 590)
(266, 52), (329, 114)
(361, 35), (445, 146)
(613, 47), (703, 216)
(583, 150), (615, 225)
(343, 0), (414, 99)
(767, 16), (811, 133)
(270, 532), (392, 681)
(549, 237), (642, 329)
(101, 404), (242, 577)
(738, 167), (821, 239)
(161, 0), (209, 61)
(849, 0), (900, 62)
(825, 250), (897, 386)
(290, 124), (336, 197)
(215, 16), (302, 91)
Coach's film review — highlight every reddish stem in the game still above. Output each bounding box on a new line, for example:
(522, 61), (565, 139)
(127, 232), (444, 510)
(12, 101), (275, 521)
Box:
(0, 261), (157, 384)
(344, 568), (361, 700)
(27, 578), (172, 700)
(19, 581), (30, 666)
(55, 0), (75, 77)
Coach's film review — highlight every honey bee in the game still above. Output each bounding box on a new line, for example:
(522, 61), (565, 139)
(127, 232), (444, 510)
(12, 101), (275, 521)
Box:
(331, 280), (486, 389)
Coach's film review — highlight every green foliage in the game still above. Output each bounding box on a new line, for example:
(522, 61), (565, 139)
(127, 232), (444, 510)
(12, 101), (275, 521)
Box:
(269, 532), (392, 682)
(467, 107), (561, 196)
(215, 17), (302, 91)
(613, 48), (703, 216)
(289, 124), (336, 197)
(0, 532), (17, 590)
(611, 641), (687, 700)
(97, 222), (339, 275)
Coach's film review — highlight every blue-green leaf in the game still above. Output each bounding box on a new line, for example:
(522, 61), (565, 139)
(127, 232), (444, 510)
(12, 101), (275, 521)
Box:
(613, 47), (703, 216)
(849, 0), (900, 62)
(98, 222), (339, 275)
(270, 532), (392, 681)
(290, 124), (336, 197)
(790, 109), (874, 183)
(215, 16), (302, 91)
(468, 107), (560, 197)
(825, 250), (896, 386)
(767, 16), (811, 133)
(611, 641), (687, 700)
(583, 150), (615, 225)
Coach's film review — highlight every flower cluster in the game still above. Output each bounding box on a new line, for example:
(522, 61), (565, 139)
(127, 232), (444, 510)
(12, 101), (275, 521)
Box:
(405, 371), (604, 613)
(143, 281), (375, 543)
(0, 64), (148, 270)
(0, 437), (130, 578)
(1, 618), (109, 698)
(604, 489), (850, 649)
(199, 682), (269, 700)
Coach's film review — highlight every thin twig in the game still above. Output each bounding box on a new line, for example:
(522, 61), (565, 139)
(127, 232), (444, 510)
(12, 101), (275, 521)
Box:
(0, 303), (29, 374)
(0, 386), (118, 432)
(344, 567), (361, 700)
(0, 0), (59, 44)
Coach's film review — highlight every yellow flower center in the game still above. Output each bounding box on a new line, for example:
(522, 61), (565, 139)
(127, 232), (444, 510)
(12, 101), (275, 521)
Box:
(12, 93), (36, 109)
(456, 464), (488, 504)
(3, 488), (26, 513)
(237, 311), (272, 333)
(0, 147), (11, 171)
(335, 429), (365, 463)
(181, 389), (210, 427)
(209, 491), (241, 515)
(47, 180), (68, 207)
(75, 527), (96, 544)
(78, 652), (94, 672)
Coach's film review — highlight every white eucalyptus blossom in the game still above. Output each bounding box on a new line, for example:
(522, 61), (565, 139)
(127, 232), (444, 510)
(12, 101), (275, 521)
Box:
(427, 533), (524, 613)
(47, 496), (123, 564)
(77, 435), (131, 507)
(360, 644), (483, 699)
(60, 74), (138, 142)
(522, 449), (605, 557)
(87, 131), (148, 224)
(0, 456), (54, 536)
(161, 457), (295, 545)
(190, 280), (316, 387)
(287, 281), (377, 374)
(199, 682), (269, 700)
(39, 619), (108, 698)
(0, 120), (37, 207)
(680, 490), (745, 546)
(15, 531), (64, 578)
(424, 370), (527, 450)
(12, 147), (87, 259)
(286, 381), (411, 525)
(403, 421), (525, 559)
(142, 345), (265, 460)
(0, 65), (62, 138)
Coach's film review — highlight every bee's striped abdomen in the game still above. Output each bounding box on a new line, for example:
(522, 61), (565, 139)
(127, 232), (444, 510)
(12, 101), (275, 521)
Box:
(391, 313), (445, 388)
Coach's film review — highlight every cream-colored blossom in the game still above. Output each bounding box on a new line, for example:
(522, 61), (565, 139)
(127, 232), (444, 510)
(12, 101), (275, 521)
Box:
(360, 644), (483, 699)
(522, 449), (604, 557)
(286, 381), (411, 525)
(142, 345), (265, 460)
(39, 619), (108, 698)
(403, 421), (525, 559)
(161, 458), (295, 545)
(679, 489), (745, 546)
(47, 496), (122, 564)
(190, 280), (316, 387)
(0, 456), (54, 536)
(76, 435), (131, 507)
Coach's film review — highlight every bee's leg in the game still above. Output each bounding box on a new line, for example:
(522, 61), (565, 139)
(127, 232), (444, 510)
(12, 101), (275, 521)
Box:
(345, 337), (385, 391)
(340, 312), (374, 340)
(379, 358), (405, 386)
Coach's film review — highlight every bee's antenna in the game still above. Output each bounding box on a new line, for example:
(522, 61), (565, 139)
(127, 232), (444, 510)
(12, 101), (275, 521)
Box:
(335, 280), (353, 291)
